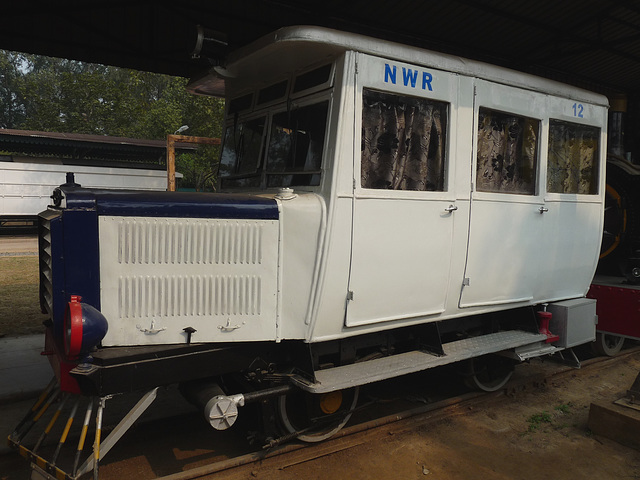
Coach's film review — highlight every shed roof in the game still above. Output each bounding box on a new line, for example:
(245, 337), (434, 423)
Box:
(0, 129), (195, 170)
(1, 1), (638, 96)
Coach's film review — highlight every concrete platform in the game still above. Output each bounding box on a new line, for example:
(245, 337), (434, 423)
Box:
(0, 335), (51, 404)
(0, 335), (52, 455)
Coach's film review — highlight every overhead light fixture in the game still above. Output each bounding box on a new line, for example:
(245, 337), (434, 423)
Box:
(192, 25), (228, 60)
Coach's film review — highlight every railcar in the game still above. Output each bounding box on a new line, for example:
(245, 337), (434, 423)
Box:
(0, 160), (169, 233)
(20, 27), (608, 460)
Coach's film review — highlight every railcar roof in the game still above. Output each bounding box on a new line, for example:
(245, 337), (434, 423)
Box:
(189, 26), (609, 108)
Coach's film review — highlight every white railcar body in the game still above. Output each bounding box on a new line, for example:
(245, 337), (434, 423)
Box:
(38, 26), (606, 402)
(105, 26), (605, 347)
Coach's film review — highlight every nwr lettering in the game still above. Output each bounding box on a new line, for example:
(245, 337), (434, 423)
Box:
(384, 63), (433, 91)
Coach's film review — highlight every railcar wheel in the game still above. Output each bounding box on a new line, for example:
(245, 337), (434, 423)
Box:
(592, 332), (624, 357)
(462, 355), (515, 392)
(276, 387), (359, 442)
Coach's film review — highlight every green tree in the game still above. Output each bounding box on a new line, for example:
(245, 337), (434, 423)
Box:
(0, 50), (225, 188)
(176, 146), (220, 192)
(0, 51), (27, 128)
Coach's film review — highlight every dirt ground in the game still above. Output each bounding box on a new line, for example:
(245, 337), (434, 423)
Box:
(3, 350), (632, 480)
(219, 352), (640, 480)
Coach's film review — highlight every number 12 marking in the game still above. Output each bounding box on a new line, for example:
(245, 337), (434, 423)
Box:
(572, 103), (584, 118)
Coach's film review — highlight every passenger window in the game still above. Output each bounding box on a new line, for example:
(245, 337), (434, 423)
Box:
(361, 89), (447, 191)
(265, 101), (328, 187)
(219, 117), (266, 188)
(219, 117), (266, 177)
(547, 120), (599, 194)
(476, 108), (539, 195)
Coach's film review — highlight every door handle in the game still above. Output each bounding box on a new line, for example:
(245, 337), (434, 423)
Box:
(538, 206), (549, 214)
(444, 205), (458, 213)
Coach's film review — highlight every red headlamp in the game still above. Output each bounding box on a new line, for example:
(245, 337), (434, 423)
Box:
(64, 295), (108, 359)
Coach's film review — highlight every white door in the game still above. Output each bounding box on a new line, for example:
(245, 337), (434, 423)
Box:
(459, 80), (547, 308)
(345, 53), (461, 327)
(534, 99), (606, 300)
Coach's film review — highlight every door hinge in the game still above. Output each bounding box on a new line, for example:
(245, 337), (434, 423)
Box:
(347, 290), (354, 301)
(463, 277), (470, 287)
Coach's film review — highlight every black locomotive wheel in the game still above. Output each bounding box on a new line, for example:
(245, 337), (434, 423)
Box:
(600, 182), (628, 262)
(598, 160), (640, 282)
(276, 387), (359, 442)
(462, 355), (515, 392)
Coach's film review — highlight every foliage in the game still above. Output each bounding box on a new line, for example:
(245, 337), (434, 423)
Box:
(0, 50), (225, 188)
(525, 403), (573, 433)
(554, 403), (572, 414)
(176, 145), (221, 192)
(526, 411), (552, 432)
(0, 51), (27, 128)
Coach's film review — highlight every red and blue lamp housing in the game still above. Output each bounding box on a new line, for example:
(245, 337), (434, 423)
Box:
(64, 295), (108, 360)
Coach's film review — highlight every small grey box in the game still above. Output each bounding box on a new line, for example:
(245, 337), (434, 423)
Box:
(547, 298), (597, 348)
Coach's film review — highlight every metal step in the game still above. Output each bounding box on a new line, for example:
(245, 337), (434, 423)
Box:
(293, 330), (547, 393)
(511, 342), (560, 361)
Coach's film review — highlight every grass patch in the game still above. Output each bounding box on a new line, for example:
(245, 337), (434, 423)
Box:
(0, 256), (48, 336)
(526, 403), (574, 433)
(527, 411), (552, 432)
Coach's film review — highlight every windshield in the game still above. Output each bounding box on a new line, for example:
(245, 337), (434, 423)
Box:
(266, 101), (328, 187)
(220, 100), (329, 189)
(219, 117), (266, 188)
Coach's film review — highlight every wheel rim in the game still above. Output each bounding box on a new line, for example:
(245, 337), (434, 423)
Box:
(276, 387), (359, 442)
(463, 356), (515, 392)
(594, 332), (624, 357)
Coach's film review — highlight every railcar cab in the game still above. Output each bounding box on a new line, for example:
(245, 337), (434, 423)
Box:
(189, 26), (607, 345)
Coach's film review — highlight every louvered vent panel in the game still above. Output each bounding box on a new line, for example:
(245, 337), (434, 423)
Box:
(38, 214), (55, 317)
(118, 275), (262, 318)
(117, 218), (263, 265)
(99, 216), (279, 345)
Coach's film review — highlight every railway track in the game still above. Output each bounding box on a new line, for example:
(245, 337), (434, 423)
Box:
(152, 347), (640, 480)
(5, 347), (639, 480)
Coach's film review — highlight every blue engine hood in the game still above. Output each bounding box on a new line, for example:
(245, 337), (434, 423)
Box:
(58, 187), (279, 220)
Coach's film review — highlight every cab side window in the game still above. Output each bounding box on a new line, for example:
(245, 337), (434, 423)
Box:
(476, 108), (539, 195)
(361, 88), (447, 191)
(547, 120), (599, 194)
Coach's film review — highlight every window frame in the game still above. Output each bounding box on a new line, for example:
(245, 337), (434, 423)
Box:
(546, 118), (600, 196)
(475, 106), (541, 196)
(218, 114), (268, 189)
(360, 87), (449, 192)
(543, 96), (605, 201)
(218, 89), (333, 190)
(263, 93), (331, 188)
(290, 63), (336, 100)
(471, 80), (546, 204)
(353, 53), (459, 201)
